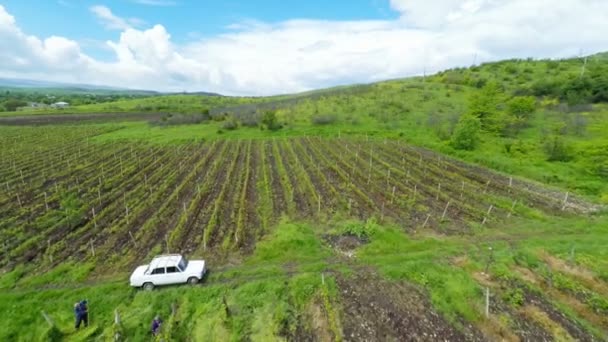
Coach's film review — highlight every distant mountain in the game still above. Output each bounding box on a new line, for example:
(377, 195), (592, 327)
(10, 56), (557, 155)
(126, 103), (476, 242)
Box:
(0, 77), (159, 95)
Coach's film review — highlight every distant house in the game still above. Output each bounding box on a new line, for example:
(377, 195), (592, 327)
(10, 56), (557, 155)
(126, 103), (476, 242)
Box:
(51, 101), (69, 109)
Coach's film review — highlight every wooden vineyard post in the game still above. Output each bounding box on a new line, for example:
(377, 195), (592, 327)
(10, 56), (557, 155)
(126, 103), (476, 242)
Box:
(390, 186), (396, 204)
(114, 309), (122, 341)
(97, 188), (102, 205)
(125, 205), (129, 225)
(485, 287), (490, 318)
(321, 272), (325, 285)
(165, 234), (170, 254)
(128, 231), (137, 247)
(482, 205), (493, 225)
(44, 192), (49, 211)
(561, 192), (569, 211)
(47, 240), (53, 263)
(348, 198), (352, 216)
(441, 201), (450, 221)
(422, 214), (431, 228)
(508, 177), (513, 193)
(460, 181), (465, 199)
(483, 180), (490, 194)
(436, 183), (441, 201)
(41, 311), (55, 327)
(413, 184), (417, 201)
(380, 202), (385, 222)
(507, 200), (517, 218)
(92, 207), (97, 228)
(569, 245), (576, 265)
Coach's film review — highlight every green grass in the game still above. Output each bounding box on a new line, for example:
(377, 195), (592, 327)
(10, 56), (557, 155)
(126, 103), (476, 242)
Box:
(0, 221), (339, 341)
(2, 213), (607, 340)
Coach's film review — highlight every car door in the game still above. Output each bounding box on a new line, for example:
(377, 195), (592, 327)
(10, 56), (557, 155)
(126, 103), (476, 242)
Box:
(150, 267), (169, 285)
(165, 266), (185, 285)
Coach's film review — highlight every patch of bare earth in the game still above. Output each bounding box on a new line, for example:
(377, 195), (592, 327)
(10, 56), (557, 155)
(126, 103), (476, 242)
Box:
(336, 272), (483, 341)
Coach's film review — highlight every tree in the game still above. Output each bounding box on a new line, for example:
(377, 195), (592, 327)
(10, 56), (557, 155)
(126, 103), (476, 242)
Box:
(507, 96), (536, 119)
(468, 82), (505, 132)
(262, 110), (281, 131)
(450, 114), (481, 150)
(3, 99), (27, 111)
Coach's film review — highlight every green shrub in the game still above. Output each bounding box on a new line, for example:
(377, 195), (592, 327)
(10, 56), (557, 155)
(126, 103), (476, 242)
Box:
(508, 96), (536, 119)
(450, 114), (481, 150)
(502, 288), (525, 307)
(338, 219), (378, 239)
(311, 114), (337, 125)
(222, 119), (239, 131)
(262, 110), (282, 131)
(543, 136), (572, 162)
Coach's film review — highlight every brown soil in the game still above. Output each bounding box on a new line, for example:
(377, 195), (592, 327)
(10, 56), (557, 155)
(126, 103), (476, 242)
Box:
(336, 272), (483, 341)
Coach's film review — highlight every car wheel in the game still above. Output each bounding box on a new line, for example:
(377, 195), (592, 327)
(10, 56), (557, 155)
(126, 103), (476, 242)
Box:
(143, 282), (155, 291)
(187, 277), (199, 285)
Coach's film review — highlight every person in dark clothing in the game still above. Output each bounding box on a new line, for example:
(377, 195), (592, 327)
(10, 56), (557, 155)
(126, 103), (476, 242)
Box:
(151, 316), (162, 336)
(74, 300), (88, 329)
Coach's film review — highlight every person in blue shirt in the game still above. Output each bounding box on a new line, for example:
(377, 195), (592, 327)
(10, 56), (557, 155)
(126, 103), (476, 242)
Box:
(74, 300), (88, 329)
(151, 316), (162, 336)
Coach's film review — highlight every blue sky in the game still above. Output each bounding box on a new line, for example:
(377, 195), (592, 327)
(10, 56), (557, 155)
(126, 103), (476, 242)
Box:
(0, 1), (606, 95)
(1, 0), (397, 60)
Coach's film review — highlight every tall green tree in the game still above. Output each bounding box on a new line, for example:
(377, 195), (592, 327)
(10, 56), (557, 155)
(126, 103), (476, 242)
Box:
(468, 82), (505, 132)
(450, 114), (481, 150)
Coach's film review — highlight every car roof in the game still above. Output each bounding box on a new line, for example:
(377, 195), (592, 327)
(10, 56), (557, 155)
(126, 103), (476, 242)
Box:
(149, 254), (183, 269)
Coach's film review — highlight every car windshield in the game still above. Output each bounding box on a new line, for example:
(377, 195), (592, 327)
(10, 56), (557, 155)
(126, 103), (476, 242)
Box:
(178, 258), (188, 271)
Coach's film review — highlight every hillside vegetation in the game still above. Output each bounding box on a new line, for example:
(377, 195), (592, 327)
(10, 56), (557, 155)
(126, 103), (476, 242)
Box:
(0, 54), (607, 341)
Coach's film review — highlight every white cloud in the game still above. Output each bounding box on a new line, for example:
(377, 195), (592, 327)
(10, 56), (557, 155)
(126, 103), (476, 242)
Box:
(90, 5), (143, 30)
(132, 0), (177, 6)
(1, 2), (608, 95)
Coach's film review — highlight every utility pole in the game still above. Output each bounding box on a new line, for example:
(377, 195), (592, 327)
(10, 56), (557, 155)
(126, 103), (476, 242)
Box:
(580, 56), (588, 78)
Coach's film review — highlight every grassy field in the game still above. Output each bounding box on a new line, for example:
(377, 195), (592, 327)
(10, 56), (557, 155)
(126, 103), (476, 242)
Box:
(1, 54), (607, 341)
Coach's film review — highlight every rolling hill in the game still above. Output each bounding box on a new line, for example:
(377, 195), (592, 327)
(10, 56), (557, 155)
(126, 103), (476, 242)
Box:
(0, 54), (607, 341)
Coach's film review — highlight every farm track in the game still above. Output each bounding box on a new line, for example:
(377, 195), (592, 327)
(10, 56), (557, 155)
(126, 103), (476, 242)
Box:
(0, 131), (588, 270)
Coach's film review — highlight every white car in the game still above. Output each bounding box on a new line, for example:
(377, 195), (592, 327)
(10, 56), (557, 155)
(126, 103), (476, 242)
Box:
(130, 254), (206, 290)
